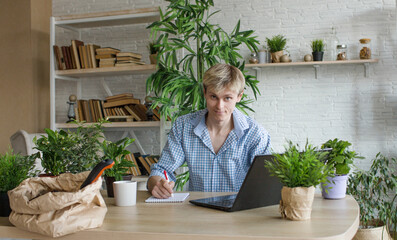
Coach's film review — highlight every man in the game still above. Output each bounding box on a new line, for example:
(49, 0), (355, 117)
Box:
(148, 63), (271, 198)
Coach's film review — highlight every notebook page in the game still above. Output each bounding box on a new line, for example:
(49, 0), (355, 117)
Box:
(145, 193), (190, 203)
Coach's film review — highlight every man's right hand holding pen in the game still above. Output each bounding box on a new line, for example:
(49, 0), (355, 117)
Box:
(147, 170), (175, 199)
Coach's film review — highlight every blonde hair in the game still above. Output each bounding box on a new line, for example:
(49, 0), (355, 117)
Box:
(202, 63), (245, 95)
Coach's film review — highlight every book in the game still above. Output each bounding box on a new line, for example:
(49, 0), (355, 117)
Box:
(106, 93), (134, 101)
(103, 98), (140, 108)
(95, 54), (117, 59)
(89, 44), (100, 68)
(53, 45), (64, 70)
(71, 40), (84, 69)
(96, 47), (120, 55)
(124, 105), (141, 121)
(78, 45), (85, 68)
(61, 46), (70, 69)
(145, 193), (190, 203)
(116, 52), (142, 59)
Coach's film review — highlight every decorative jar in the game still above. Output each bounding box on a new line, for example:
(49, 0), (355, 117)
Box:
(336, 44), (347, 60)
(359, 38), (371, 59)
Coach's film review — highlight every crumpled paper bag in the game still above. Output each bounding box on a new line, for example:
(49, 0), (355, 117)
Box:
(279, 186), (315, 221)
(8, 171), (107, 237)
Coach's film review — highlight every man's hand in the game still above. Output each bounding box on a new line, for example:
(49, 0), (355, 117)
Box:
(148, 175), (175, 199)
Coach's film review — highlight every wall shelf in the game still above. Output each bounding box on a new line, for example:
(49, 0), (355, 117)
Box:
(55, 64), (156, 78)
(246, 59), (379, 79)
(56, 121), (161, 129)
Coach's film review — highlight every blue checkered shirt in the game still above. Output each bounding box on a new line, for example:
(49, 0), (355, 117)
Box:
(150, 108), (271, 192)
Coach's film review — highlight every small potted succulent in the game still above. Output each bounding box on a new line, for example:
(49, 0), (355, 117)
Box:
(102, 137), (135, 197)
(148, 41), (160, 64)
(264, 140), (331, 221)
(0, 150), (39, 216)
(266, 34), (287, 63)
(347, 153), (397, 240)
(320, 138), (363, 199)
(311, 39), (325, 61)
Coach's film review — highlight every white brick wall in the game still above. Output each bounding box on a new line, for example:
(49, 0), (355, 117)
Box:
(53, 0), (397, 169)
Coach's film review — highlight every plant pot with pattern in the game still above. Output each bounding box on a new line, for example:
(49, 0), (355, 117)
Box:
(347, 153), (397, 240)
(102, 137), (135, 197)
(311, 39), (325, 61)
(0, 150), (39, 216)
(320, 138), (363, 199)
(266, 35), (287, 63)
(264, 140), (331, 221)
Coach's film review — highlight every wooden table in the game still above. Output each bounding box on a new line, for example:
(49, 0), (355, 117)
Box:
(0, 191), (359, 240)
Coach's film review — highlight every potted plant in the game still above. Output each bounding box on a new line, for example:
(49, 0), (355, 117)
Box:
(0, 150), (39, 216)
(347, 153), (397, 240)
(320, 138), (363, 199)
(266, 34), (287, 63)
(311, 39), (325, 61)
(148, 41), (160, 65)
(102, 137), (135, 197)
(264, 140), (331, 221)
(34, 121), (104, 176)
(146, 0), (260, 122)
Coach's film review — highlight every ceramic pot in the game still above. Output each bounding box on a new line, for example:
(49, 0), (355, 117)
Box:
(105, 175), (133, 198)
(149, 53), (158, 64)
(312, 51), (324, 61)
(321, 175), (348, 199)
(0, 191), (12, 217)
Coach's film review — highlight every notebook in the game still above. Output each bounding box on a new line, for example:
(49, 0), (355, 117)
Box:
(145, 193), (190, 203)
(189, 154), (283, 212)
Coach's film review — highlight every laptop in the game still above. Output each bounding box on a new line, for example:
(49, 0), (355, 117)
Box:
(189, 154), (283, 212)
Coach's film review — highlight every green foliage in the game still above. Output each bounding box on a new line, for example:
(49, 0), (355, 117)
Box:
(311, 39), (325, 52)
(148, 41), (160, 54)
(175, 163), (189, 191)
(347, 153), (397, 234)
(34, 121), (105, 176)
(102, 137), (135, 181)
(264, 140), (332, 188)
(146, 0), (260, 121)
(321, 138), (364, 175)
(0, 149), (39, 192)
(266, 35), (287, 53)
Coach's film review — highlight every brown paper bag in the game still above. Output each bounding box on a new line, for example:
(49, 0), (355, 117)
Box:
(279, 186), (315, 221)
(8, 171), (107, 237)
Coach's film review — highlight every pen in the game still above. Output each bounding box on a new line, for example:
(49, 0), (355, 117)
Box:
(164, 170), (174, 197)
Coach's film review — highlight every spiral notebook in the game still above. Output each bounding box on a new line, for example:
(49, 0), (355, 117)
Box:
(145, 193), (190, 203)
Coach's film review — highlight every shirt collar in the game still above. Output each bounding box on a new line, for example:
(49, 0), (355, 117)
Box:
(192, 108), (249, 139)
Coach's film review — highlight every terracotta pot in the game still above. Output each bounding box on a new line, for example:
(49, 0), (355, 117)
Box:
(279, 186), (315, 221)
(271, 50), (284, 63)
(149, 53), (158, 64)
(105, 175), (133, 198)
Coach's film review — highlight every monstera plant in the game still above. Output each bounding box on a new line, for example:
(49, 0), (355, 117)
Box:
(146, 0), (260, 121)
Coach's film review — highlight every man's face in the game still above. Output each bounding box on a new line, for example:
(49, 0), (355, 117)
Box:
(204, 86), (243, 122)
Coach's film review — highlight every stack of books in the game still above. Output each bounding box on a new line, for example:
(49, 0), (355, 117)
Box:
(53, 40), (101, 70)
(96, 47), (120, 68)
(125, 153), (159, 176)
(115, 52), (145, 67)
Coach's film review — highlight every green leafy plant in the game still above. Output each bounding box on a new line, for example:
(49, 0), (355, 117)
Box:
(264, 140), (332, 188)
(146, 0), (260, 121)
(102, 137), (135, 181)
(148, 41), (160, 54)
(311, 39), (325, 52)
(34, 121), (104, 176)
(266, 35), (287, 53)
(175, 163), (189, 191)
(347, 153), (397, 238)
(0, 149), (39, 192)
(321, 138), (364, 175)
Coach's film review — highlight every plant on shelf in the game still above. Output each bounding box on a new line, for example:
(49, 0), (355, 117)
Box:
(264, 140), (332, 221)
(347, 153), (397, 240)
(311, 39), (325, 61)
(148, 41), (160, 65)
(102, 137), (135, 197)
(34, 121), (105, 176)
(320, 138), (364, 199)
(266, 34), (287, 63)
(0, 149), (39, 216)
(146, 0), (260, 122)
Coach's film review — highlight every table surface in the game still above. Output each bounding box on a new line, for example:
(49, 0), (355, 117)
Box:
(0, 191), (359, 240)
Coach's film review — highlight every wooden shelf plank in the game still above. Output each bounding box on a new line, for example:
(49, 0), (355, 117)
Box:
(246, 59), (379, 68)
(55, 64), (156, 77)
(54, 7), (160, 28)
(56, 121), (161, 129)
